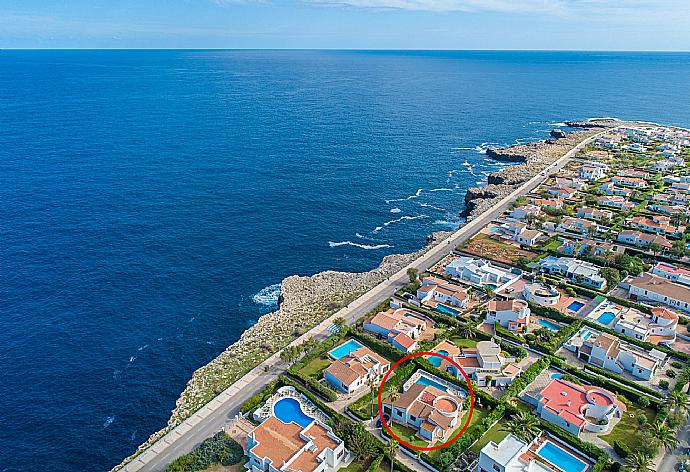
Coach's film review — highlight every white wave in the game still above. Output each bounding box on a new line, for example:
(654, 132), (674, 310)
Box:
(428, 188), (453, 192)
(385, 188), (423, 204)
(103, 416), (115, 429)
(137, 344), (149, 352)
(419, 203), (447, 211)
(434, 219), (462, 229)
(355, 232), (367, 239)
(390, 207), (402, 213)
(253, 283), (281, 307)
(451, 147), (476, 151)
(128, 356), (136, 363)
(588, 116), (622, 122)
(549, 122), (568, 127)
(328, 241), (392, 250)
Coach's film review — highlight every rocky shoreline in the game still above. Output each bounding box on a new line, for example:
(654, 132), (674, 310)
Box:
(115, 119), (627, 470)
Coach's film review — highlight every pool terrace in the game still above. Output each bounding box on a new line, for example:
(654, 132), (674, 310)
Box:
(403, 370), (467, 398)
(253, 386), (329, 426)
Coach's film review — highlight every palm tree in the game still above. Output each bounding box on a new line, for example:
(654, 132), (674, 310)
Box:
(670, 390), (690, 418)
(368, 378), (377, 418)
(385, 440), (399, 472)
(334, 317), (346, 331)
(625, 451), (654, 472)
(644, 422), (678, 452)
(501, 412), (540, 442)
(455, 324), (474, 339)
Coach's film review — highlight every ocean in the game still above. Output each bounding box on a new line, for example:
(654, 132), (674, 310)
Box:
(1, 50), (690, 471)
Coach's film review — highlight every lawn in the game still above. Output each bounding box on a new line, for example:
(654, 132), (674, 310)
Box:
(600, 403), (657, 450)
(301, 355), (332, 379)
(469, 418), (509, 453)
(448, 337), (478, 348)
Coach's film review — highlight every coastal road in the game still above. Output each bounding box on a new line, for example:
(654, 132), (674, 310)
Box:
(121, 128), (610, 472)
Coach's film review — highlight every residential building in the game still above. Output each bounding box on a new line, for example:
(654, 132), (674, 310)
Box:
(616, 230), (672, 250)
(580, 165), (606, 181)
(430, 339), (522, 387)
(577, 207), (613, 221)
(444, 256), (521, 288)
(538, 257), (607, 290)
(651, 262), (690, 287)
(486, 299), (531, 332)
(416, 276), (469, 310)
(598, 182), (633, 197)
(555, 177), (587, 190)
(324, 345), (390, 394)
(477, 433), (595, 472)
(246, 414), (346, 472)
(565, 327), (666, 380)
(627, 215), (685, 237)
(516, 229), (544, 246)
(556, 217), (601, 236)
(627, 272), (690, 314)
(547, 185), (578, 199)
(382, 383), (462, 444)
(522, 282), (561, 307)
(647, 203), (687, 216)
(364, 308), (433, 352)
(509, 204), (541, 221)
(597, 195), (634, 210)
(612, 176), (647, 188)
(533, 198), (564, 210)
(618, 169), (649, 179)
(524, 378), (626, 437)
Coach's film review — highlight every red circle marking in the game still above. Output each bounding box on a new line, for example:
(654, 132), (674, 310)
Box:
(377, 351), (475, 451)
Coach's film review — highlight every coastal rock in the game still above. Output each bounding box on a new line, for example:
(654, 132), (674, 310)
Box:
(550, 129), (567, 138)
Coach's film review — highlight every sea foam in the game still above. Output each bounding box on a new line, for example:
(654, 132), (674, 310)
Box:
(252, 283), (281, 307)
(328, 241), (392, 250)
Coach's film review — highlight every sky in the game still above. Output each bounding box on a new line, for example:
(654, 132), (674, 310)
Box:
(1, 0), (690, 50)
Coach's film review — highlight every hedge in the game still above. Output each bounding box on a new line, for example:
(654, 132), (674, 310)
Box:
(367, 454), (385, 472)
(240, 379), (279, 414)
(164, 432), (244, 472)
(351, 330), (405, 362)
(613, 440), (631, 458)
(582, 364), (663, 400)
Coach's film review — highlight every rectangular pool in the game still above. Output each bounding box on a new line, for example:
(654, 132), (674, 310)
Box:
(538, 319), (561, 331)
(567, 301), (585, 312)
(329, 339), (364, 359)
(436, 304), (461, 317)
(416, 375), (449, 392)
(596, 311), (616, 326)
(538, 441), (589, 472)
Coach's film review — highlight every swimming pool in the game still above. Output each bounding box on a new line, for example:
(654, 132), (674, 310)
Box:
(551, 373), (563, 379)
(436, 304), (460, 317)
(416, 375), (449, 392)
(538, 319), (561, 331)
(581, 331), (592, 341)
(567, 301), (585, 312)
(538, 441), (589, 472)
(429, 350), (448, 367)
(596, 311), (616, 326)
(329, 339), (364, 359)
(273, 398), (314, 428)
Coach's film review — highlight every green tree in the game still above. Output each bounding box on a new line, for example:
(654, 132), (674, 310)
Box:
(625, 451), (654, 472)
(501, 412), (540, 442)
(644, 422), (678, 452)
(407, 267), (418, 283)
(670, 390), (690, 418)
(385, 440), (399, 472)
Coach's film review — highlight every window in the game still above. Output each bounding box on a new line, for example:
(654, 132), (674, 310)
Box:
(493, 465), (501, 472)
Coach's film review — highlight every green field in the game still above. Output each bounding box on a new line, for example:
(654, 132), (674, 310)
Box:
(600, 404), (657, 450)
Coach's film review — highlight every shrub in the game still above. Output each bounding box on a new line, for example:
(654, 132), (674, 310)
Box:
(659, 379), (670, 389)
(667, 369), (677, 378)
(672, 361), (684, 369)
(637, 413), (648, 425)
(637, 396), (650, 408)
(165, 432), (244, 472)
(367, 455), (385, 472)
(613, 440), (631, 458)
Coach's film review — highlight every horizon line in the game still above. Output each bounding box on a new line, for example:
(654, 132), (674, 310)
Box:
(2, 47), (690, 53)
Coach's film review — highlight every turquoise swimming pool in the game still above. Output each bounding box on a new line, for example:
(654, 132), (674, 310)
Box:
(416, 375), (448, 392)
(429, 350), (448, 367)
(551, 373), (563, 379)
(538, 441), (589, 472)
(329, 339), (364, 359)
(436, 304), (461, 317)
(596, 311), (616, 325)
(273, 398), (314, 427)
(538, 319), (561, 331)
(567, 301), (585, 312)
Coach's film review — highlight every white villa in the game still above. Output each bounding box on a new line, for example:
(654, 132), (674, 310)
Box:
(652, 261), (690, 287)
(486, 299), (531, 332)
(429, 339), (522, 387)
(444, 256), (521, 288)
(524, 378), (626, 438)
(323, 345), (390, 394)
(478, 433), (594, 472)
(538, 257), (607, 290)
(588, 297), (678, 345)
(416, 275), (469, 310)
(522, 282), (561, 307)
(364, 308), (433, 352)
(564, 326), (667, 380)
(626, 272), (690, 315)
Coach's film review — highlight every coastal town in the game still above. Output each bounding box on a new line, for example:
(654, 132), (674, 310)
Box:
(119, 122), (690, 472)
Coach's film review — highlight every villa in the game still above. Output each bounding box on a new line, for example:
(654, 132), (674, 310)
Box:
(533, 198), (564, 210)
(247, 392), (346, 472)
(556, 217), (606, 236)
(509, 203), (541, 221)
(580, 165), (606, 181)
(587, 149), (611, 158)
(478, 432), (595, 472)
(538, 257), (607, 290)
(599, 182), (633, 197)
(444, 256), (521, 288)
(577, 207), (613, 221)
(564, 326), (667, 380)
(524, 378), (626, 437)
(522, 282), (561, 307)
(382, 382), (463, 444)
(555, 177), (587, 190)
(597, 195), (634, 210)
(651, 261), (690, 287)
(647, 203), (688, 216)
(616, 230), (672, 250)
(416, 275), (469, 310)
(364, 308), (433, 352)
(588, 297), (678, 344)
(547, 184), (578, 200)
(486, 299), (531, 332)
(626, 215), (685, 237)
(618, 169), (649, 179)
(323, 345), (390, 394)
(429, 339), (522, 387)
(626, 272), (690, 315)
(611, 176), (647, 188)
(558, 238), (613, 257)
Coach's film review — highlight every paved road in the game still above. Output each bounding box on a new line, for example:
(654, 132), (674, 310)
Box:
(121, 129), (608, 472)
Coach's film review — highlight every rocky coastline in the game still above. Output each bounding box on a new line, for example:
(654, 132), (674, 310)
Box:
(116, 119), (625, 470)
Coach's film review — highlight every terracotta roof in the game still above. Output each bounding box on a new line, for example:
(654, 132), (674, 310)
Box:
(250, 417), (305, 467)
(392, 332), (415, 349)
(631, 273), (690, 305)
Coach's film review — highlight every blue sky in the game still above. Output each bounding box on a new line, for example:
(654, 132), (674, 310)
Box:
(1, 0), (689, 49)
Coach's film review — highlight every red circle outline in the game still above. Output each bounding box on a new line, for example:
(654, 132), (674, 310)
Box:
(376, 351), (474, 451)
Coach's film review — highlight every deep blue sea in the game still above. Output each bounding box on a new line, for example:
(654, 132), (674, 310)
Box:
(2, 50), (690, 471)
